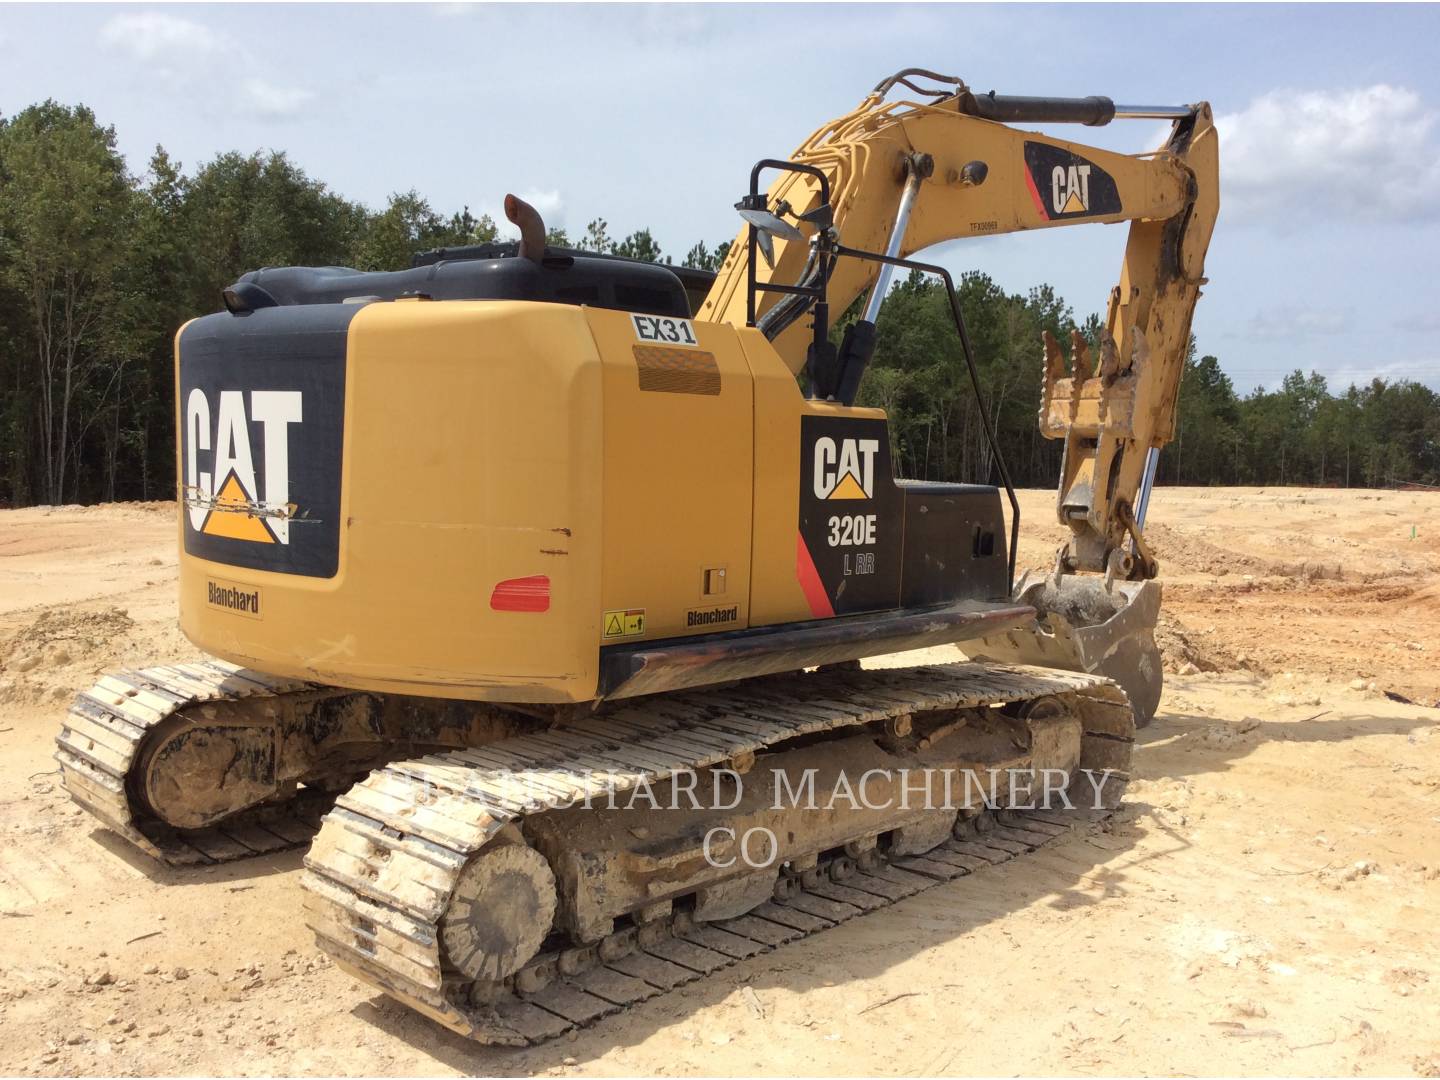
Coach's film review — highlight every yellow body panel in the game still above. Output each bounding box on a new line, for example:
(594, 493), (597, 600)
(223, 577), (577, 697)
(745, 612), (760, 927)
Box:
(744, 329), (887, 626)
(591, 308), (754, 641)
(179, 300), (606, 703)
(178, 300), (884, 703)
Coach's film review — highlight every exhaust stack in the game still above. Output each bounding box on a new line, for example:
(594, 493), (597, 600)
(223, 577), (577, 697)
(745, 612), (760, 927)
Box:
(504, 193), (546, 264)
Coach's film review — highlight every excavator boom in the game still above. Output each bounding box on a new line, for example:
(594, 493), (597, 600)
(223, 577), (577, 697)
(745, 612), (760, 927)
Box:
(704, 71), (1217, 583)
(696, 72), (1217, 716)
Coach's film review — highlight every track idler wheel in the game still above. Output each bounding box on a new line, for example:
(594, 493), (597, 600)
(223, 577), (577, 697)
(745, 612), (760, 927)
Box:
(136, 716), (282, 830)
(441, 841), (558, 982)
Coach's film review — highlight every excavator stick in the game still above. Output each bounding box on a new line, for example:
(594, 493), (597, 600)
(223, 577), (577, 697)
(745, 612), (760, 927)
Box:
(967, 101), (1218, 726)
(965, 318), (1176, 726)
(965, 324), (1171, 726)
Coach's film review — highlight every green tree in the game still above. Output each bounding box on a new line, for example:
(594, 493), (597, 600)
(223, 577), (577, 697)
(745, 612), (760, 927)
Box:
(179, 150), (366, 314)
(682, 239), (732, 272)
(5, 94), (1437, 504)
(354, 190), (448, 271)
(442, 206), (499, 248)
(613, 228), (666, 264)
(118, 145), (194, 500)
(0, 101), (138, 503)
(1167, 351), (1239, 485)
(576, 217), (612, 253)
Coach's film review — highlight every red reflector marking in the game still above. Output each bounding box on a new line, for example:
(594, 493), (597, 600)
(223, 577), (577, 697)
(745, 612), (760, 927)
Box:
(795, 533), (835, 619)
(490, 575), (551, 613)
(1023, 165), (1049, 220)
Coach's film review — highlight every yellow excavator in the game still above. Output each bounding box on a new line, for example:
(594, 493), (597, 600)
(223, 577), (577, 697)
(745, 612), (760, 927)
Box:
(56, 70), (1216, 1043)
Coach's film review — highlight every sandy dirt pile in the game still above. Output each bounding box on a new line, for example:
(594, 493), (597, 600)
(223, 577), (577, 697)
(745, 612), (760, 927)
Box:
(1, 608), (137, 706)
(1013, 486), (1440, 702)
(1, 488), (1438, 1077)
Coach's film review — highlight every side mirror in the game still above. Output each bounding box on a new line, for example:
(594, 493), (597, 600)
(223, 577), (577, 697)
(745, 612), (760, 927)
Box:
(735, 195), (802, 268)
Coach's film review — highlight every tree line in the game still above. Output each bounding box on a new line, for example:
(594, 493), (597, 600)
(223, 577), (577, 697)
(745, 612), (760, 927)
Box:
(853, 271), (1439, 491)
(1, 100), (1435, 507)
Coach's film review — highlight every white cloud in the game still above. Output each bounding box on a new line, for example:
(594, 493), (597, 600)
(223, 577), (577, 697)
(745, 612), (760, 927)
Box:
(99, 12), (312, 123)
(241, 79), (313, 120)
(1242, 305), (1349, 341)
(1322, 358), (1440, 390)
(518, 188), (563, 218)
(1217, 85), (1440, 224)
(99, 12), (218, 63)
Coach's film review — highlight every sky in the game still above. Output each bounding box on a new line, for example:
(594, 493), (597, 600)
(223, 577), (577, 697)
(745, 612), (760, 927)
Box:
(1, 2), (1438, 394)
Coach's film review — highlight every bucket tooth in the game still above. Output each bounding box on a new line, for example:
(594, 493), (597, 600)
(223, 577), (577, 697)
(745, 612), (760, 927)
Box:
(1043, 329), (1067, 384)
(1069, 327), (1094, 381)
(1097, 328), (1120, 382)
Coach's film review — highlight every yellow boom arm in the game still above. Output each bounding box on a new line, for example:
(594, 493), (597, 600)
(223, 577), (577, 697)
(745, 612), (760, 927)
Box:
(701, 74), (1219, 580)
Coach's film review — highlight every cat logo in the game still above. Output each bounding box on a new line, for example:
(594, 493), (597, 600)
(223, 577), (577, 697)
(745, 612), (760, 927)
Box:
(812, 436), (879, 500)
(1051, 163), (1092, 215)
(1022, 141), (1122, 221)
(183, 389), (303, 545)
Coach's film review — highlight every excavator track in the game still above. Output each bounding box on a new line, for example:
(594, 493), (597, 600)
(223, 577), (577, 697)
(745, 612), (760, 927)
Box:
(302, 661), (1132, 1045)
(55, 661), (524, 866)
(55, 662), (328, 864)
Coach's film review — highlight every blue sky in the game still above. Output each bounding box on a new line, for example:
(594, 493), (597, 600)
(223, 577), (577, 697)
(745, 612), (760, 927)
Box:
(2, 2), (1437, 393)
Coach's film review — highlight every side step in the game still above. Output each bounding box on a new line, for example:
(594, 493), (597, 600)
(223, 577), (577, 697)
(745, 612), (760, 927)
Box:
(599, 599), (1035, 699)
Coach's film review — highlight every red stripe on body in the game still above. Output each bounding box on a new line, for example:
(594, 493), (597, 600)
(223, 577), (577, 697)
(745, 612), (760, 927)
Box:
(795, 532), (835, 619)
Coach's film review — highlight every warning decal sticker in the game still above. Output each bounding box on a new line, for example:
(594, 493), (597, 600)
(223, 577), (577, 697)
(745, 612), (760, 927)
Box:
(603, 609), (646, 639)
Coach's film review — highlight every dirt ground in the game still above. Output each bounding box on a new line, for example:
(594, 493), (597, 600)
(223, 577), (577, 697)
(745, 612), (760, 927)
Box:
(1, 487), (1438, 1077)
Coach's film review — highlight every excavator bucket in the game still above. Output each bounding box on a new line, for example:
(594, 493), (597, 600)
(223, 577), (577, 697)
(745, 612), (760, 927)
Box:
(967, 574), (1163, 726)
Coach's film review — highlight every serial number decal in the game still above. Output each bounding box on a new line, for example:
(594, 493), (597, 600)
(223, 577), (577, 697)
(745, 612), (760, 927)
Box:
(970, 220), (999, 233)
(631, 314), (699, 347)
(845, 552), (877, 576)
